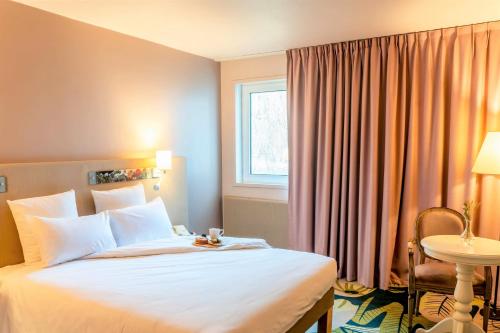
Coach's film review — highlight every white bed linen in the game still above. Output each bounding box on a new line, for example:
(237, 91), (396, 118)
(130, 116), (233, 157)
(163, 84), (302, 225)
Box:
(0, 236), (337, 333)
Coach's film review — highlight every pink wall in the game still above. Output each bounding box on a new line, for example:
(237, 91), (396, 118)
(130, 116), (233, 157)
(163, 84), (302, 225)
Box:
(0, 1), (221, 232)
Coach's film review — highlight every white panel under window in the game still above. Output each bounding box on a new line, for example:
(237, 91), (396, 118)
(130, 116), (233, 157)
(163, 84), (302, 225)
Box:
(236, 79), (288, 186)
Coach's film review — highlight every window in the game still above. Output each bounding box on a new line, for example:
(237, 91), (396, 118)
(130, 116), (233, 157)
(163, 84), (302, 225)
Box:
(236, 79), (288, 186)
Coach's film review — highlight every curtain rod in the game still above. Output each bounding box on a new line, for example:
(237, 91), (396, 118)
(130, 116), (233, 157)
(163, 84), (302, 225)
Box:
(219, 18), (500, 61)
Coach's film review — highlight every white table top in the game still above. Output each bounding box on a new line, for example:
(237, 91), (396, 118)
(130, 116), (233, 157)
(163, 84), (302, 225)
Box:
(421, 235), (500, 266)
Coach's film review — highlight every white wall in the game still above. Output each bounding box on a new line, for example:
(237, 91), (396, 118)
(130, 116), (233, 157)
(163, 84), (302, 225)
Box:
(220, 54), (287, 202)
(0, 1), (221, 234)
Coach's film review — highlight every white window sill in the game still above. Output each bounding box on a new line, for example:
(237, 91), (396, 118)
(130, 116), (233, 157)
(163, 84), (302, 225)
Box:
(233, 182), (288, 190)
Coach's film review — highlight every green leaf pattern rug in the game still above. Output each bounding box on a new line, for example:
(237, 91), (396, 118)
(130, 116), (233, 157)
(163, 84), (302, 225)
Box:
(307, 280), (500, 333)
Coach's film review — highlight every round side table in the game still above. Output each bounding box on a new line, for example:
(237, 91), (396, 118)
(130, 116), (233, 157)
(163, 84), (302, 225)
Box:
(417, 235), (500, 333)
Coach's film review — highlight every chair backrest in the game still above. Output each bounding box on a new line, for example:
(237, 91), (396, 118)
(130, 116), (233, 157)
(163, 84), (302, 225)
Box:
(415, 207), (465, 263)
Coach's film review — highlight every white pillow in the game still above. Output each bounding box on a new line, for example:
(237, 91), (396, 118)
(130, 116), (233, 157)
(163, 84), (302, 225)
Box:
(91, 183), (146, 213)
(108, 197), (174, 246)
(32, 212), (117, 267)
(7, 190), (78, 264)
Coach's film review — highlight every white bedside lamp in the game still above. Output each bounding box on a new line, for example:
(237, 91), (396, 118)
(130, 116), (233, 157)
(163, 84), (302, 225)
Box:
(154, 150), (172, 190)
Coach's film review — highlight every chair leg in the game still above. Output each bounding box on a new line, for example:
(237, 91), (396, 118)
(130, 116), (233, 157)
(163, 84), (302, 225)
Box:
(483, 299), (490, 332)
(415, 291), (422, 316)
(408, 292), (415, 331)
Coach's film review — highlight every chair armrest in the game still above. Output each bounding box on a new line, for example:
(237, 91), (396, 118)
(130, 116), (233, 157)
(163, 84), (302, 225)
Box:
(408, 239), (416, 293)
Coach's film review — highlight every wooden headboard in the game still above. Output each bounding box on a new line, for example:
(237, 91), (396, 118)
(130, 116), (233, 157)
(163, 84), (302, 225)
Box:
(0, 158), (189, 267)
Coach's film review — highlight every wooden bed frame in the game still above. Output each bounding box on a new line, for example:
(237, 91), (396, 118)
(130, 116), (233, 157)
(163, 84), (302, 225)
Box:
(288, 287), (334, 333)
(0, 159), (335, 333)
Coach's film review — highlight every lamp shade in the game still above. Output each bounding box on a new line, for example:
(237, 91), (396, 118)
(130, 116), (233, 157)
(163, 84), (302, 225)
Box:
(472, 132), (500, 175)
(156, 150), (172, 170)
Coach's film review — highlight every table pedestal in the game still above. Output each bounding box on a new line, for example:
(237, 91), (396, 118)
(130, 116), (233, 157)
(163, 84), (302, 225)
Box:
(417, 264), (484, 333)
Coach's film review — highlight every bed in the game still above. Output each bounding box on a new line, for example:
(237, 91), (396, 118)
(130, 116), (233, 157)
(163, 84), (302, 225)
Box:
(0, 159), (337, 333)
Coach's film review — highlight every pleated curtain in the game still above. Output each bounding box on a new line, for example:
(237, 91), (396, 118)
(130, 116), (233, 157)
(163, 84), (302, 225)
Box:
(287, 21), (500, 289)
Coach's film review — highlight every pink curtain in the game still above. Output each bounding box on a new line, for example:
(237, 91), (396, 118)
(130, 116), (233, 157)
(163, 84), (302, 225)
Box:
(288, 21), (500, 289)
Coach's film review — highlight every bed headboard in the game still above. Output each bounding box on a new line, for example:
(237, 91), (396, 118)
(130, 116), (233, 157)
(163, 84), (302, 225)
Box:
(0, 158), (189, 267)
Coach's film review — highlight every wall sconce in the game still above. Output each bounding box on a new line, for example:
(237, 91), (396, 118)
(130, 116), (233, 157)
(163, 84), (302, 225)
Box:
(154, 150), (172, 190)
(156, 150), (172, 172)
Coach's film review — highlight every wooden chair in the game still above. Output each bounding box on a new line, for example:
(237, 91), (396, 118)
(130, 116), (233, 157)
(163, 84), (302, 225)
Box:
(408, 207), (492, 332)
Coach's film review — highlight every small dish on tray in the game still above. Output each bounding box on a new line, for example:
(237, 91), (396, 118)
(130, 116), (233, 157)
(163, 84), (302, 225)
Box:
(193, 236), (223, 248)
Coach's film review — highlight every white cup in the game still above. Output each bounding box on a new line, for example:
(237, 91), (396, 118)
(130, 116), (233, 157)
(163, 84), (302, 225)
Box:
(209, 228), (224, 242)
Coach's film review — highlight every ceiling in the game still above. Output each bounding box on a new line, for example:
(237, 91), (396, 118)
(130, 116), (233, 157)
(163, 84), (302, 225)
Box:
(13, 0), (500, 61)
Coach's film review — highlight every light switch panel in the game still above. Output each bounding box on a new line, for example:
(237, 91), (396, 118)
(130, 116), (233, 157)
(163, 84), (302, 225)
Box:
(0, 176), (6, 193)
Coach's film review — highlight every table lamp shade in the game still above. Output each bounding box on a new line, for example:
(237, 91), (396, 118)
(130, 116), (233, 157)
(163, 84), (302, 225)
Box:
(472, 132), (500, 175)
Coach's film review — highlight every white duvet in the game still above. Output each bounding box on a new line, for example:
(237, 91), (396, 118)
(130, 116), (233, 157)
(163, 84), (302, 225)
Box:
(0, 236), (337, 333)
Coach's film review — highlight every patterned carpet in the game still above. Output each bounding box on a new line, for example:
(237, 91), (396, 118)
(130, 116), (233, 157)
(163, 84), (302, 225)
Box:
(307, 280), (500, 333)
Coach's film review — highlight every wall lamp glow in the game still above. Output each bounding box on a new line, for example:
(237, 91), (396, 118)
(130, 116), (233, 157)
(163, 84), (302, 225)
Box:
(154, 150), (172, 191)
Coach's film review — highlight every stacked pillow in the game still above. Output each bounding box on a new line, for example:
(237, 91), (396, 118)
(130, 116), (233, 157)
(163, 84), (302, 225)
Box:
(107, 197), (174, 247)
(31, 212), (116, 267)
(92, 184), (174, 246)
(91, 183), (147, 213)
(7, 183), (175, 267)
(7, 190), (79, 264)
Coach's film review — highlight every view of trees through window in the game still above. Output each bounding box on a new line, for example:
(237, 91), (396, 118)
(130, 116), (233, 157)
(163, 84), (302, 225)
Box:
(250, 90), (288, 176)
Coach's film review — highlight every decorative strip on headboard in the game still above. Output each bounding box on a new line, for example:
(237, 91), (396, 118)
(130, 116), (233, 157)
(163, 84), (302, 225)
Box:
(88, 168), (160, 185)
(0, 176), (6, 193)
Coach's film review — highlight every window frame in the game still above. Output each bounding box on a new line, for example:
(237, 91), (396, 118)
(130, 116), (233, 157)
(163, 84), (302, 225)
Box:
(235, 79), (288, 187)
